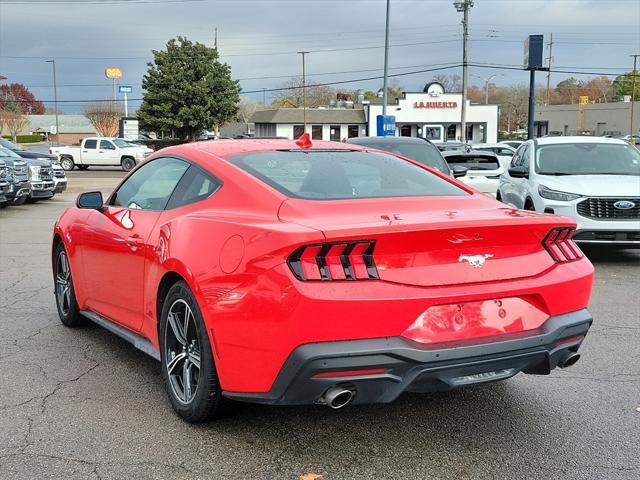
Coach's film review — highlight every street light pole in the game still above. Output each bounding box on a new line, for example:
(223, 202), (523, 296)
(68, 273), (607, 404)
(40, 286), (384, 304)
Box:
(454, 0), (473, 143)
(46, 59), (60, 146)
(630, 54), (639, 138)
(382, 0), (391, 117)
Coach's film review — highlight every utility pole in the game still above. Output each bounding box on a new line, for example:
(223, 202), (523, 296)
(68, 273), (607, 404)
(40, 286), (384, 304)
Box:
(298, 51), (309, 134)
(262, 87), (266, 106)
(454, 0), (473, 143)
(45, 59), (59, 146)
(630, 54), (639, 138)
(382, 0), (391, 117)
(214, 27), (218, 50)
(545, 33), (554, 105)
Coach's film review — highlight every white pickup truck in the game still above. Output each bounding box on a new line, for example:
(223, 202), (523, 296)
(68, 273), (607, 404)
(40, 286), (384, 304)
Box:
(50, 137), (153, 172)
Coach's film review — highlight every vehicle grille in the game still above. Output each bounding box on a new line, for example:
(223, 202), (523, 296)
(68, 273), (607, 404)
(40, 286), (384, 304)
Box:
(576, 198), (640, 220)
(40, 167), (53, 181)
(574, 231), (640, 242)
(54, 170), (65, 178)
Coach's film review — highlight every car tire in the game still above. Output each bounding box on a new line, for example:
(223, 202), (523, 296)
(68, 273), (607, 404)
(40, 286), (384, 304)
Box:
(60, 156), (75, 171)
(53, 242), (85, 327)
(160, 281), (226, 423)
(121, 157), (136, 172)
(524, 199), (536, 211)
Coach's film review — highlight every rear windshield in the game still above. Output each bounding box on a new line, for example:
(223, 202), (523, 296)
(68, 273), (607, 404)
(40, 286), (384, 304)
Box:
(444, 154), (500, 171)
(536, 143), (640, 176)
(228, 150), (467, 200)
(362, 141), (450, 175)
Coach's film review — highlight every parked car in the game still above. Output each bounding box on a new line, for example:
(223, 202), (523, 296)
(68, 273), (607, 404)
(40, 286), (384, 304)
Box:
(0, 159), (8, 206)
(345, 136), (467, 178)
(0, 138), (59, 163)
(472, 143), (517, 169)
(441, 149), (504, 196)
(50, 137), (153, 172)
(500, 140), (524, 149)
(436, 142), (471, 153)
(52, 162), (68, 194)
(25, 157), (55, 202)
(53, 138), (593, 423)
(0, 146), (31, 206)
(498, 137), (640, 246)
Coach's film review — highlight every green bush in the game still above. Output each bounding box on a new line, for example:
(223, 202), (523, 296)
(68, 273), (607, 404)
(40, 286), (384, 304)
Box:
(138, 138), (186, 151)
(2, 134), (44, 143)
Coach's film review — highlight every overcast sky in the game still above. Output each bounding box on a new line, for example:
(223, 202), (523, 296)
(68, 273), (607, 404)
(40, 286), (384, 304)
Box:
(0, 0), (638, 113)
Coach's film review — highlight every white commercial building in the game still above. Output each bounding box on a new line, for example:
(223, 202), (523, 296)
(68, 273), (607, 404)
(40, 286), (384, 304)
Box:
(250, 82), (499, 143)
(366, 83), (499, 143)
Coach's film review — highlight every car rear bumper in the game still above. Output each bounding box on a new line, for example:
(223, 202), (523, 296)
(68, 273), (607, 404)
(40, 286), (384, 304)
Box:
(223, 308), (592, 406)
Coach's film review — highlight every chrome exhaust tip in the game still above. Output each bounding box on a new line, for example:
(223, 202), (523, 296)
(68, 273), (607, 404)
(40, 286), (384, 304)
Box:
(322, 386), (356, 409)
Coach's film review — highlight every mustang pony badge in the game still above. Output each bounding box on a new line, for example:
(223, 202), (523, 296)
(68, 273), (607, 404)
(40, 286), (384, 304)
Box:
(458, 254), (494, 268)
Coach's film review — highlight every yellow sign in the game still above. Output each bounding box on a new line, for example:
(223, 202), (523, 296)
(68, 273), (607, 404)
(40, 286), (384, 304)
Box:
(105, 67), (123, 79)
(579, 96), (589, 105)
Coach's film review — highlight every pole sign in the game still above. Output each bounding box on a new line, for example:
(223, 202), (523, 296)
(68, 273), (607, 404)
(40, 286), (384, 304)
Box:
(523, 35), (544, 70)
(118, 85), (133, 93)
(105, 67), (123, 79)
(376, 115), (396, 136)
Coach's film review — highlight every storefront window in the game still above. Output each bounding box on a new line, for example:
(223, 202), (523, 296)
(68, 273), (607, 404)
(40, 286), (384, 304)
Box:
(447, 124), (457, 140)
(330, 125), (341, 142)
(347, 125), (359, 138)
(293, 125), (305, 139)
(312, 125), (323, 140)
(400, 125), (412, 137)
(424, 126), (443, 141)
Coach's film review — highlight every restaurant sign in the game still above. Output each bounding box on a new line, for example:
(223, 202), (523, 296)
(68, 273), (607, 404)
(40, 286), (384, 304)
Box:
(414, 101), (458, 109)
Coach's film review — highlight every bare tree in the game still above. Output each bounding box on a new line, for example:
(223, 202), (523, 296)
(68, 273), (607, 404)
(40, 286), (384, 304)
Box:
(430, 74), (462, 92)
(84, 102), (123, 137)
(272, 77), (336, 108)
(237, 99), (258, 124)
(1, 110), (29, 142)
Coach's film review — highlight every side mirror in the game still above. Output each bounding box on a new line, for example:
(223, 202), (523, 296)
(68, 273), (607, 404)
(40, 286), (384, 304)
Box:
(451, 165), (468, 178)
(508, 166), (529, 178)
(76, 191), (104, 211)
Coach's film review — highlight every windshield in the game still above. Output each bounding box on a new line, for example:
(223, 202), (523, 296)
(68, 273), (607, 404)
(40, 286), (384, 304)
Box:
(365, 141), (450, 174)
(536, 143), (640, 176)
(444, 154), (500, 171)
(0, 146), (21, 158)
(228, 150), (467, 200)
(113, 139), (133, 148)
(0, 139), (19, 151)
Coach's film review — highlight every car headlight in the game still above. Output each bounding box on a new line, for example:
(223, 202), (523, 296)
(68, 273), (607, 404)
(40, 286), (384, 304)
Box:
(538, 185), (581, 202)
(29, 165), (41, 181)
(0, 166), (7, 179)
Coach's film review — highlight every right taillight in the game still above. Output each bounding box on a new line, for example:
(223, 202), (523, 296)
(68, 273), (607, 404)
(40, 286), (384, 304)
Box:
(288, 241), (379, 281)
(543, 227), (583, 263)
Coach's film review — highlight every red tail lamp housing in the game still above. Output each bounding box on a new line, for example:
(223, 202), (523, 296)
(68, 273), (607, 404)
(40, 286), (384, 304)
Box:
(543, 227), (584, 263)
(288, 241), (379, 281)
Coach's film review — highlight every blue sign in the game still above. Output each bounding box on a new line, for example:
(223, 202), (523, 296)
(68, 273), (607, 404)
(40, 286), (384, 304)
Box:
(118, 85), (133, 93)
(376, 115), (396, 136)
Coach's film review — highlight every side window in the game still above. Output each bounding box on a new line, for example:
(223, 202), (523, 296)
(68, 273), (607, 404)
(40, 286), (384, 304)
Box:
(521, 145), (531, 169)
(84, 139), (97, 149)
(511, 147), (522, 168)
(100, 140), (115, 150)
(166, 165), (221, 209)
(111, 157), (189, 211)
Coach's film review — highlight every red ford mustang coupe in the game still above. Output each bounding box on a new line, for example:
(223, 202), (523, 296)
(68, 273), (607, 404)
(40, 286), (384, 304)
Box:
(52, 138), (594, 422)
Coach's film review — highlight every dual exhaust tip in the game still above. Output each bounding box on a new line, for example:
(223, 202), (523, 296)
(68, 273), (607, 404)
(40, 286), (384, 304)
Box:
(321, 386), (356, 409)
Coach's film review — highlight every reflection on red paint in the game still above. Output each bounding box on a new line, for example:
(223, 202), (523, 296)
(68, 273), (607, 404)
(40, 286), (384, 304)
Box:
(402, 298), (549, 344)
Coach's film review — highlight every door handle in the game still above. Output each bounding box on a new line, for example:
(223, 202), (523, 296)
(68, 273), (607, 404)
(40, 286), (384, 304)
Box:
(125, 236), (144, 249)
(99, 150), (105, 153)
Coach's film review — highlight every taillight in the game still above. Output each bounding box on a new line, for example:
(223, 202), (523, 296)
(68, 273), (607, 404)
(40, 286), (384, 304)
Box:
(288, 241), (379, 281)
(543, 227), (583, 263)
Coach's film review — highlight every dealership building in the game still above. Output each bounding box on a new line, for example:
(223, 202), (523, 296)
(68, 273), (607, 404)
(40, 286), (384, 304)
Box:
(251, 83), (499, 143)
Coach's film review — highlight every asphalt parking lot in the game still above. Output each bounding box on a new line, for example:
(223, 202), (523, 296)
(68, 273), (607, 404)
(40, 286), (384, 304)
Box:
(0, 170), (639, 480)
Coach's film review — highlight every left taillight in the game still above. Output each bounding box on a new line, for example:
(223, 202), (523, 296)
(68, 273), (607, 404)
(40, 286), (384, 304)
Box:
(287, 241), (379, 281)
(543, 227), (584, 263)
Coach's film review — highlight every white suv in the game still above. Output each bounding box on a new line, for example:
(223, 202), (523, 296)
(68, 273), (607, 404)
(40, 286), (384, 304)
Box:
(498, 136), (640, 246)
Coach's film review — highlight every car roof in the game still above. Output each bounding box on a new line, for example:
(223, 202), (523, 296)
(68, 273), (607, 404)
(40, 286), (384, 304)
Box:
(474, 143), (514, 149)
(534, 136), (629, 146)
(346, 136), (431, 146)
